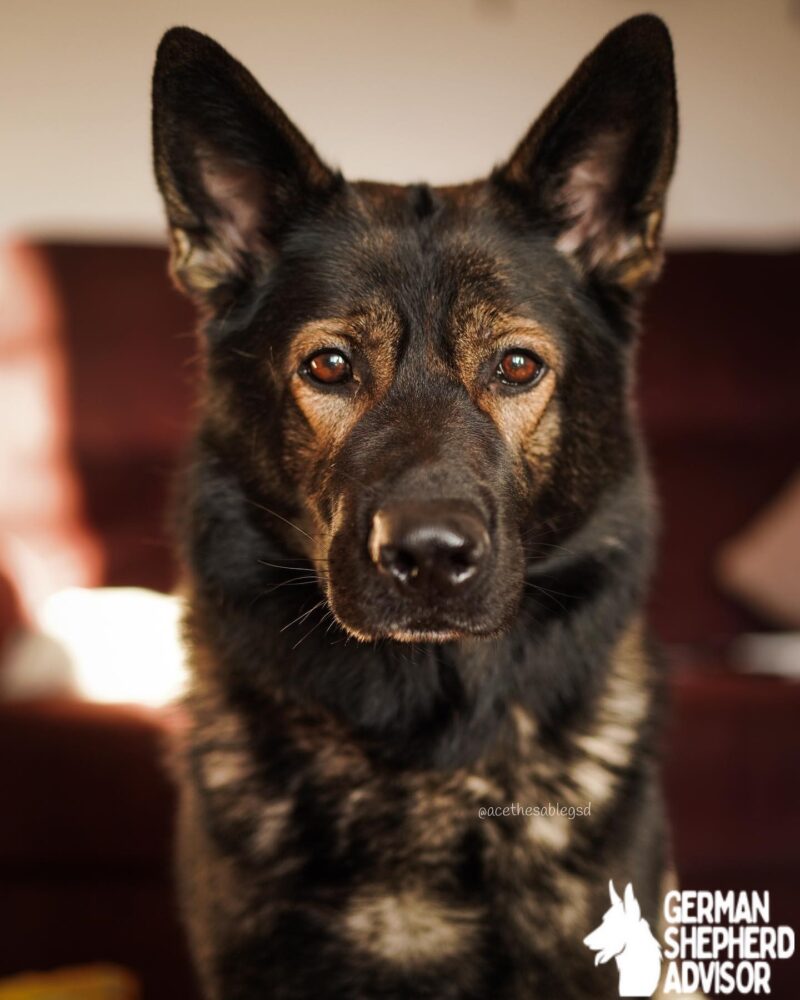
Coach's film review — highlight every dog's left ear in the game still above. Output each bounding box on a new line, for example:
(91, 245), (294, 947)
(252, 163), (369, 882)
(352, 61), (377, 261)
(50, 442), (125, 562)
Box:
(494, 15), (677, 297)
(152, 27), (339, 307)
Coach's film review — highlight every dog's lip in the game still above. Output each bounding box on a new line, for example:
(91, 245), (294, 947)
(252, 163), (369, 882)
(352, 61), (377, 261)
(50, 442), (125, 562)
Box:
(325, 580), (514, 643)
(374, 616), (504, 643)
(384, 626), (463, 643)
(329, 609), (500, 644)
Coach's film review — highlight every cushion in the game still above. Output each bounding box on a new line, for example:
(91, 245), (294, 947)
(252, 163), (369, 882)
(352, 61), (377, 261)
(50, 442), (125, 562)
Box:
(717, 469), (800, 626)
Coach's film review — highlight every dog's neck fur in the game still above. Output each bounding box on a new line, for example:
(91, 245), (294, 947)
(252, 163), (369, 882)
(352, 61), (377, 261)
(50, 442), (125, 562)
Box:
(182, 440), (655, 771)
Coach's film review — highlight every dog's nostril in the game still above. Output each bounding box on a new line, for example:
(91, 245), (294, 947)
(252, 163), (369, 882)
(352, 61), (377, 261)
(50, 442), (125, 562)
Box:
(378, 545), (419, 583)
(369, 502), (489, 594)
(448, 548), (479, 584)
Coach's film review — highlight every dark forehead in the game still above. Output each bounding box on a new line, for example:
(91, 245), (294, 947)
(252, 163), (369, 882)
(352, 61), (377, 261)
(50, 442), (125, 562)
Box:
(278, 180), (582, 335)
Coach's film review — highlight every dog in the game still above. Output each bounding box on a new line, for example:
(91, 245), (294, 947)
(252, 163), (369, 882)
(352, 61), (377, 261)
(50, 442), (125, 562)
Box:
(152, 14), (678, 999)
(584, 882), (663, 997)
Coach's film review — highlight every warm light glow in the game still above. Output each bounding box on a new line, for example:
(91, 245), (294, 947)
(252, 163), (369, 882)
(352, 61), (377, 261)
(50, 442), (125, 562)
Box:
(34, 587), (188, 707)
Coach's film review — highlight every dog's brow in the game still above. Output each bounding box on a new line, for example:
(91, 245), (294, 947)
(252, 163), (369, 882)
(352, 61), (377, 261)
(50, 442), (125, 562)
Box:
(286, 319), (357, 363)
(458, 306), (551, 342)
(486, 314), (545, 338)
(292, 305), (401, 341)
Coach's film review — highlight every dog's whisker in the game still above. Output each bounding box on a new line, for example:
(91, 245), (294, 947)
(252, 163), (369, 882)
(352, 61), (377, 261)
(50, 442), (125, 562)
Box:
(247, 578), (317, 612)
(523, 540), (578, 556)
(524, 579), (577, 600)
(260, 576), (320, 597)
(260, 556), (330, 566)
(257, 559), (318, 574)
(522, 583), (568, 614)
(280, 599), (327, 633)
(291, 606), (333, 650)
(245, 498), (318, 543)
(517, 590), (557, 619)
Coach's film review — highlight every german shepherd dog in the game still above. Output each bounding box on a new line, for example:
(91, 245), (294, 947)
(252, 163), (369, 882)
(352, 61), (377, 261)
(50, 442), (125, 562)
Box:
(152, 14), (678, 999)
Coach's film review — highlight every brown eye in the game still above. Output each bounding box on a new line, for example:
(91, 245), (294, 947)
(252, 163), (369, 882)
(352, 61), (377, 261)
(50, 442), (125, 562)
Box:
(495, 349), (546, 387)
(304, 349), (352, 386)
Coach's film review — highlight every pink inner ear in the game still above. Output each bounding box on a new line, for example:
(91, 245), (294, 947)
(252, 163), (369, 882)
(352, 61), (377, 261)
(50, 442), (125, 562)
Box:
(198, 148), (266, 253)
(553, 130), (633, 269)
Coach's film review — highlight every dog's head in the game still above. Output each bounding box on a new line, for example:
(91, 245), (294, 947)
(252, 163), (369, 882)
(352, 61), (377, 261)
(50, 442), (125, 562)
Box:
(153, 16), (676, 643)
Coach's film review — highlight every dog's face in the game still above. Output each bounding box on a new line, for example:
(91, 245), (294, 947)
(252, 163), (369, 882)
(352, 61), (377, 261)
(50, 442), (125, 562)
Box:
(153, 16), (676, 643)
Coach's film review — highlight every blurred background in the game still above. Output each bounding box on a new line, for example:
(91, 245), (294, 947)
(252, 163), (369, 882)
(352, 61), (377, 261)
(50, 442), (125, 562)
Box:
(0, 1), (798, 998)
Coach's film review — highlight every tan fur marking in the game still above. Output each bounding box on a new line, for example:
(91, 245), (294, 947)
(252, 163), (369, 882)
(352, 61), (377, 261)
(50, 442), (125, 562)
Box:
(202, 749), (251, 790)
(485, 371), (558, 459)
(454, 309), (563, 383)
(511, 704), (537, 748)
(570, 757), (616, 802)
(463, 775), (497, 798)
(451, 311), (562, 483)
(251, 799), (293, 856)
(527, 811), (571, 852)
(570, 618), (651, 805)
(553, 873), (592, 936)
(286, 310), (401, 449)
(180, 670), (294, 861)
(177, 779), (261, 1000)
(344, 888), (479, 966)
(405, 781), (469, 856)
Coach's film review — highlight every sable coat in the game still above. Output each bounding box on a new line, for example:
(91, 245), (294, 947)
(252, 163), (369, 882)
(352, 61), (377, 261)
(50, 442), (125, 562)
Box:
(152, 15), (678, 999)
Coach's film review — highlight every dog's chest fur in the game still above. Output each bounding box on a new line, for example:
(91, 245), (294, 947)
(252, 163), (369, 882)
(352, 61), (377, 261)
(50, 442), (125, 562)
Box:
(176, 619), (663, 999)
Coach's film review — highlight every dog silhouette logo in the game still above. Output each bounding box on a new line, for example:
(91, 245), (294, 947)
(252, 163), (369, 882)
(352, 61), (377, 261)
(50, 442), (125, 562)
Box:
(584, 881), (662, 997)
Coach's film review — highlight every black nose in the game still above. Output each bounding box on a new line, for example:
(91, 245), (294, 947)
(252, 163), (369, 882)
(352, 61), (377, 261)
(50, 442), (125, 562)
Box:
(369, 501), (490, 595)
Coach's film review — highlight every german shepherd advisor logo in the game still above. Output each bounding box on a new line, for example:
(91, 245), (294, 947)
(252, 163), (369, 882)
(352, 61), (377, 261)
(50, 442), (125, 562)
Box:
(584, 882), (663, 997)
(152, 14), (679, 999)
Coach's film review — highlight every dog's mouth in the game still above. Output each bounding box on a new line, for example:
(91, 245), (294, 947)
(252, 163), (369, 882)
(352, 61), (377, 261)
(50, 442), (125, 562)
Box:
(384, 625), (464, 643)
(338, 617), (494, 645)
(345, 626), (463, 644)
(330, 619), (507, 645)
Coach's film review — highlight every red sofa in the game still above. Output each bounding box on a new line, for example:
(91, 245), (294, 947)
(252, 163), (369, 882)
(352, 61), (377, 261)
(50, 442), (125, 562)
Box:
(0, 243), (798, 999)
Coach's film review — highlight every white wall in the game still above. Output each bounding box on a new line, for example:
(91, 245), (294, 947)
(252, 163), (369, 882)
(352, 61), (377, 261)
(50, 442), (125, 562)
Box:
(1, 0), (799, 246)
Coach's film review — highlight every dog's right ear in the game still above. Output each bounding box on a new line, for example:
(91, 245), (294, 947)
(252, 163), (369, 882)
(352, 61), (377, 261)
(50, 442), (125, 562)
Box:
(493, 15), (677, 300)
(152, 27), (339, 307)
